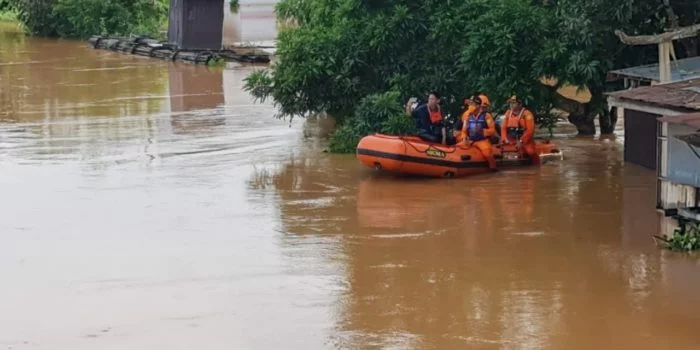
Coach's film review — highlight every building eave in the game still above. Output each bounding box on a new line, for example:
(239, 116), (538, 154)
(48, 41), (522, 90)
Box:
(607, 96), (690, 117)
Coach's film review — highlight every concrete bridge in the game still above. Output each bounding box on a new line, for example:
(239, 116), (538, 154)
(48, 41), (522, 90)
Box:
(168, 0), (277, 50)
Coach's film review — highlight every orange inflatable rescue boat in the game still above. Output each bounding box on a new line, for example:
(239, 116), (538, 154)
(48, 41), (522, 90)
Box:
(356, 134), (563, 178)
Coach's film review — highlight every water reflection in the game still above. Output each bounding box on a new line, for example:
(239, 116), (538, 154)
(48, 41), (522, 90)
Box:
(0, 38), (169, 122)
(168, 64), (226, 134)
(249, 120), (700, 348)
(3, 22), (700, 349)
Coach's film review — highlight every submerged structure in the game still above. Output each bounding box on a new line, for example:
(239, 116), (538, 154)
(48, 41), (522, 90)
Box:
(606, 23), (700, 222)
(168, 0), (225, 50)
(608, 80), (700, 218)
(88, 36), (270, 65)
(88, 0), (277, 65)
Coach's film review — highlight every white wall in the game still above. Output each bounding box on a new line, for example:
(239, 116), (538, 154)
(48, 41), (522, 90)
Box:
(222, 1), (278, 46)
(657, 122), (700, 211)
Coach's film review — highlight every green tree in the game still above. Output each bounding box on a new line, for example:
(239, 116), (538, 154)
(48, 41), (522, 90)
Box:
(9, 0), (55, 35)
(2, 0), (168, 38)
(536, 0), (700, 134)
(245, 0), (700, 151)
(53, 0), (168, 38)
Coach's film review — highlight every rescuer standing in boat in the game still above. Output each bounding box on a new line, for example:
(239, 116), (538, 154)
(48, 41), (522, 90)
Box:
(405, 91), (451, 145)
(501, 95), (539, 164)
(463, 96), (497, 170)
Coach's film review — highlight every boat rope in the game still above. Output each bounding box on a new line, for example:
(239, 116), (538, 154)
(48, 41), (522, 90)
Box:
(399, 136), (458, 155)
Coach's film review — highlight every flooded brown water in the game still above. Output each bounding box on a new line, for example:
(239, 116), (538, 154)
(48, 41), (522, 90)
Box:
(2, 24), (700, 349)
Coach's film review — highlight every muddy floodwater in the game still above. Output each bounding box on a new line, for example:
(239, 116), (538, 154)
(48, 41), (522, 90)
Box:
(2, 24), (700, 350)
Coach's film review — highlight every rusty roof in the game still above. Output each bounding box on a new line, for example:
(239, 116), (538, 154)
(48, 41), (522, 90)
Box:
(608, 79), (700, 111)
(658, 112), (700, 129)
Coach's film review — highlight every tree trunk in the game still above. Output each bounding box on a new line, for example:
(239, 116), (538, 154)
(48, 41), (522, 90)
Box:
(589, 86), (616, 135)
(600, 107), (618, 135)
(568, 114), (596, 135)
(543, 84), (597, 135)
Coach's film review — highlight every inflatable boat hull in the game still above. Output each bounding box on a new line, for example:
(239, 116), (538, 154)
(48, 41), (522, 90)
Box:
(356, 134), (561, 178)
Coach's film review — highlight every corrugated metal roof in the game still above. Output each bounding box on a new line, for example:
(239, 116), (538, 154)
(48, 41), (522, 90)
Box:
(609, 56), (700, 82)
(658, 112), (700, 129)
(608, 79), (700, 111)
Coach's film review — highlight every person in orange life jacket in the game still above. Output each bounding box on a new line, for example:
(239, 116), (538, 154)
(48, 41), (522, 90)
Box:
(463, 96), (497, 170)
(456, 92), (491, 143)
(405, 91), (453, 145)
(455, 97), (477, 144)
(501, 95), (538, 163)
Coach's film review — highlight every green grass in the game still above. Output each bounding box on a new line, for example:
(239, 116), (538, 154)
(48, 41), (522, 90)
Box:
(229, 0), (240, 13)
(0, 9), (25, 31)
(207, 56), (227, 68)
(0, 9), (20, 23)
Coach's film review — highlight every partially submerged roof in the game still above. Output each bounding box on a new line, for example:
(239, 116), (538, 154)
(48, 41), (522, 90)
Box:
(658, 112), (700, 129)
(609, 56), (700, 82)
(608, 79), (700, 111)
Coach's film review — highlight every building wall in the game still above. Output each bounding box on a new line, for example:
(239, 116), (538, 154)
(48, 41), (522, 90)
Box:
(624, 109), (659, 170)
(665, 123), (700, 188)
(657, 121), (700, 212)
(222, 1), (278, 47)
(168, 0), (224, 50)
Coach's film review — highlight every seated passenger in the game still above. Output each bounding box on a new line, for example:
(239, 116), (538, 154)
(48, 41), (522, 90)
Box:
(464, 96), (497, 170)
(405, 91), (454, 145)
(501, 95), (539, 164)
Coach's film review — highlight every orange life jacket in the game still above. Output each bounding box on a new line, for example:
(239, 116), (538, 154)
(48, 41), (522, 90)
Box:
(429, 106), (443, 124)
(505, 109), (525, 127)
(504, 109), (526, 139)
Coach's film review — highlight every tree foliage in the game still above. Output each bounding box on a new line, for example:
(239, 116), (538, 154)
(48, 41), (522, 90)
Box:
(538, 0), (699, 133)
(244, 0), (700, 152)
(1, 0), (168, 38)
(329, 90), (415, 153)
(657, 221), (700, 252)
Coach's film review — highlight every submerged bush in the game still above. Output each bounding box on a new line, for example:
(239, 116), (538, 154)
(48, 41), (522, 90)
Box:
(328, 90), (416, 153)
(658, 221), (700, 252)
(654, 222), (700, 252)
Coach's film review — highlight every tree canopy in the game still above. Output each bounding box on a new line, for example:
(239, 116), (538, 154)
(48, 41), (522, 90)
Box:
(0, 0), (168, 38)
(244, 0), (700, 152)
